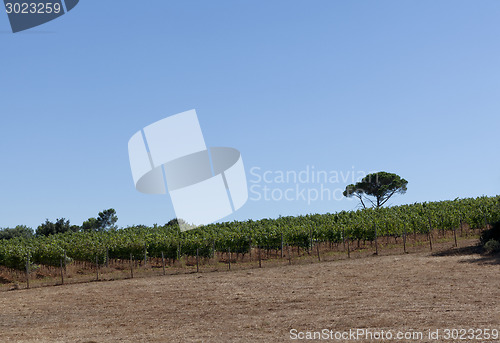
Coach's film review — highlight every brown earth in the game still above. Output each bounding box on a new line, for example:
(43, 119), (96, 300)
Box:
(0, 240), (499, 343)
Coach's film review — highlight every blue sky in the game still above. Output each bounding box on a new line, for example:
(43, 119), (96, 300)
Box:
(1, 1), (499, 230)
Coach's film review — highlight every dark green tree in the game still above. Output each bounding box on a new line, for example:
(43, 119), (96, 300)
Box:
(0, 225), (34, 240)
(166, 218), (188, 227)
(81, 209), (118, 232)
(36, 218), (77, 236)
(81, 217), (99, 232)
(343, 171), (408, 209)
(97, 208), (118, 231)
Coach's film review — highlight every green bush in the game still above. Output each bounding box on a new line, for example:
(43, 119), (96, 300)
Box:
(484, 240), (500, 254)
(480, 221), (500, 245)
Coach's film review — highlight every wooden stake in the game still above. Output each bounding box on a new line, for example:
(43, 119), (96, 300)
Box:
(309, 228), (313, 255)
(95, 255), (99, 281)
(453, 226), (458, 248)
(64, 250), (67, 273)
(403, 222), (407, 254)
(316, 242), (321, 262)
(161, 251), (166, 275)
(280, 233), (284, 259)
(25, 251), (30, 290)
(60, 259), (64, 285)
(249, 237), (252, 261)
(258, 246), (262, 268)
(428, 216), (433, 252)
(130, 253), (134, 279)
(196, 248), (199, 273)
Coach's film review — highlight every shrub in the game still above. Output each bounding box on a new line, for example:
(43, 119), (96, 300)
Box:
(480, 221), (500, 245)
(484, 240), (500, 254)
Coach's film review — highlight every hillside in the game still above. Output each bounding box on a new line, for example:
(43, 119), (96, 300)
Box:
(0, 239), (498, 343)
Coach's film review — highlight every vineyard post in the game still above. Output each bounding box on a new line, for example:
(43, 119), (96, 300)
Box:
(316, 241), (320, 262)
(228, 247), (231, 270)
(288, 245), (291, 265)
(460, 217), (463, 237)
(196, 248), (199, 273)
(144, 245), (147, 268)
(248, 236), (252, 261)
(440, 216), (445, 238)
(258, 246), (262, 268)
(309, 227), (313, 255)
(347, 238), (350, 259)
(25, 251), (30, 289)
(386, 222), (389, 244)
(60, 259), (64, 285)
(64, 250), (67, 273)
(428, 216), (433, 252)
(105, 247), (109, 268)
(342, 228), (346, 251)
(130, 253), (134, 279)
(280, 233), (283, 259)
(95, 255), (99, 281)
(453, 224), (458, 248)
(403, 222), (407, 254)
(414, 224), (417, 245)
(161, 251), (166, 275)
(374, 223), (378, 255)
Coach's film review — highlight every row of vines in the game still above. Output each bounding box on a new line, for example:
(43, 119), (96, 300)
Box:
(1, 196), (499, 270)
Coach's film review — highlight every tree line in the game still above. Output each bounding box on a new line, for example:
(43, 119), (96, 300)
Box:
(0, 208), (118, 239)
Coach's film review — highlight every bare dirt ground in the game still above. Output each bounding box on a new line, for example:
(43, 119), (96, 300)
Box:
(0, 240), (499, 343)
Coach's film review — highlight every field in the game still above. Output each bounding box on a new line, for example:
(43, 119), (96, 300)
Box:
(0, 239), (498, 343)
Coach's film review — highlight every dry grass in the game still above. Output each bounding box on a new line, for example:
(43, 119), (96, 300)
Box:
(0, 238), (498, 343)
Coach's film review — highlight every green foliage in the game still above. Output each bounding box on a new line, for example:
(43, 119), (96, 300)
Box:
(97, 209), (118, 231)
(344, 171), (408, 208)
(81, 208), (118, 232)
(0, 238), (30, 269)
(484, 240), (500, 254)
(480, 221), (500, 245)
(81, 217), (99, 232)
(36, 218), (77, 237)
(1, 196), (499, 270)
(0, 225), (34, 240)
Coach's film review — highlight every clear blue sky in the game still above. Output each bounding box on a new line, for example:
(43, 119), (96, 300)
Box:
(1, 1), (499, 230)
